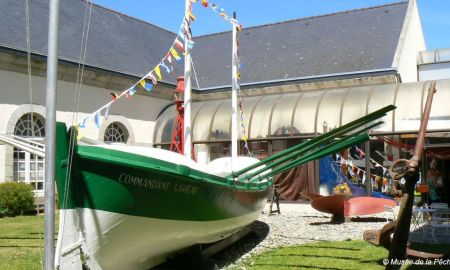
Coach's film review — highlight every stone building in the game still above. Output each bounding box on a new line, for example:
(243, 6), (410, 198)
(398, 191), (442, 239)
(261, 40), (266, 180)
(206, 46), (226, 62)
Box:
(0, 0), (448, 202)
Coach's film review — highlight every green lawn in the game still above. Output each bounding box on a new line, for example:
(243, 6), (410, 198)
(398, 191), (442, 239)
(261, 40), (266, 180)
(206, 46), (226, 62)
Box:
(233, 240), (450, 270)
(234, 240), (388, 270)
(1, 216), (449, 270)
(0, 215), (46, 270)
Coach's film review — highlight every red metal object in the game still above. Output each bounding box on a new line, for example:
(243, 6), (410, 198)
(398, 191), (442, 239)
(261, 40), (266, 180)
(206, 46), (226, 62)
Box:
(169, 76), (197, 161)
(344, 197), (396, 216)
(170, 76), (185, 154)
(307, 193), (396, 221)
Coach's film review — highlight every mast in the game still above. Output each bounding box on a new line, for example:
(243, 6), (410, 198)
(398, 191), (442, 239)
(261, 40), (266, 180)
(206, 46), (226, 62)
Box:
(231, 12), (238, 172)
(44, 0), (60, 268)
(183, 0), (192, 159)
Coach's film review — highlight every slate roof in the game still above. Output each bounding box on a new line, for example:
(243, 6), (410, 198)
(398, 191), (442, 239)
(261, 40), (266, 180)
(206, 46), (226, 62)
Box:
(0, 0), (183, 83)
(0, 0), (409, 89)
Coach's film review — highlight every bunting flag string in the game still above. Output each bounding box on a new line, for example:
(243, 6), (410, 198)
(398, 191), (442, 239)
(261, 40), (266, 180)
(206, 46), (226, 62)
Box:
(232, 19), (251, 156)
(334, 153), (393, 191)
(353, 145), (391, 176)
(196, 0), (242, 27)
(75, 4), (197, 133)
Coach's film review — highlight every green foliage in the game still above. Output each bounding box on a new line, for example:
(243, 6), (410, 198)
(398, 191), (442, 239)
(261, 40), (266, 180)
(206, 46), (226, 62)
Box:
(0, 181), (35, 217)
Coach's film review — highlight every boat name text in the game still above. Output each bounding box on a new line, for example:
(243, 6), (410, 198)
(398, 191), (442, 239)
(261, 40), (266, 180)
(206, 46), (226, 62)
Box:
(118, 174), (198, 194)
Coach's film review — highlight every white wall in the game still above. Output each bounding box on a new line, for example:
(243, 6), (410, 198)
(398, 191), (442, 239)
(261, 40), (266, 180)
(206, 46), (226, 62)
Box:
(392, 0), (426, 82)
(0, 69), (172, 181)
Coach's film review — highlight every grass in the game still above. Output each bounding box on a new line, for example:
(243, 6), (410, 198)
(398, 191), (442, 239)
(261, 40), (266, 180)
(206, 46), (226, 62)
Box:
(0, 215), (46, 270)
(1, 216), (449, 269)
(233, 240), (450, 270)
(234, 240), (388, 270)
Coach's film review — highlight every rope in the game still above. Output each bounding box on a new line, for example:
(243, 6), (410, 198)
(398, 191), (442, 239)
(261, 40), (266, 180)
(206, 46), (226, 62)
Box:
(58, 0), (94, 263)
(24, 1), (44, 267)
(190, 57), (201, 89)
(24, 0), (34, 135)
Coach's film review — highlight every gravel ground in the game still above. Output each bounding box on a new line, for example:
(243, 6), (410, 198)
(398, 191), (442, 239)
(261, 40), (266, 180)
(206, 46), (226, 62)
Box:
(212, 202), (393, 269)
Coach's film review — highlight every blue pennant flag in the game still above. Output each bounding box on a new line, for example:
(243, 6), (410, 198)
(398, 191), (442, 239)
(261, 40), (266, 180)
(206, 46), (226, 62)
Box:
(187, 40), (194, 49)
(94, 112), (101, 129)
(145, 81), (153, 92)
(160, 62), (171, 74)
(140, 79), (153, 92)
(79, 116), (88, 128)
(129, 87), (137, 95)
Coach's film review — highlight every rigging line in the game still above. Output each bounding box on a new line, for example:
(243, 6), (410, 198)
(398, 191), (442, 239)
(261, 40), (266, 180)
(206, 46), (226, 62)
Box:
(59, 0), (94, 258)
(75, 14), (190, 127)
(25, 0), (34, 136)
(190, 57), (201, 89)
(24, 0), (43, 259)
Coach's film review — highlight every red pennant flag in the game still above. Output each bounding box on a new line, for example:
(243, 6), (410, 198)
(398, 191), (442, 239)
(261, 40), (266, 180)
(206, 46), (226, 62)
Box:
(174, 39), (184, 52)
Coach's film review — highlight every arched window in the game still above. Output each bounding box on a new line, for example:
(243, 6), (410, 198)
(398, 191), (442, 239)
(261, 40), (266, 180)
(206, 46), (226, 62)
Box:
(104, 122), (129, 143)
(14, 113), (45, 137)
(13, 113), (45, 194)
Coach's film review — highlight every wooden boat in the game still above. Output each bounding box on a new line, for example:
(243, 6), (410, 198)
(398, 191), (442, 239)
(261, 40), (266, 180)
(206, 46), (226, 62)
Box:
(54, 104), (394, 269)
(54, 123), (271, 268)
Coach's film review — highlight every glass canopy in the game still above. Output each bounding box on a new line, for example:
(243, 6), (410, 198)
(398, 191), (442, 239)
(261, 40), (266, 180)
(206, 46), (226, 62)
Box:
(154, 80), (450, 144)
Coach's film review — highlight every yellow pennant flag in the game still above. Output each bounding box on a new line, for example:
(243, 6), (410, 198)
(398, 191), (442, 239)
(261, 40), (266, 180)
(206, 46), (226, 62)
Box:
(170, 48), (181, 61)
(75, 125), (84, 141)
(154, 66), (162, 80)
(139, 79), (146, 89)
(188, 10), (196, 21)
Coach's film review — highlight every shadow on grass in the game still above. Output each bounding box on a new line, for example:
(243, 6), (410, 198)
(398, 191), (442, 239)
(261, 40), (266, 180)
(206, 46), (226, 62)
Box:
(298, 245), (361, 251)
(0, 236), (42, 240)
(0, 245), (41, 248)
(263, 253), (360, 260)
(251, 263), (354, 270)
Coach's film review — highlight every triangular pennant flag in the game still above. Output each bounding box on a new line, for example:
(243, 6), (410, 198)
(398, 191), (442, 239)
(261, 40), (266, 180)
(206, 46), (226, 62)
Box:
(145, 81), (153, 91)
(178, 31), (186, 42)
(154, 66), (162, 80)
(79, 116), (88, 128)
(94, 112), (101, 129)
(102, 105), (110, 120)
(171, 48), (182, 62)
(166, 55), (174, 73)
(126, 87), (137, 98)
(188, 10), (196, 21)
(139, 79), (153, 91)
(186, 40), (194, 49)
(201, 0), (208, 7)
(160, 62), (171, 74)
(174, 39), (184, 52)
(75, 124), (84, 141)
(148, 72), (158, 85)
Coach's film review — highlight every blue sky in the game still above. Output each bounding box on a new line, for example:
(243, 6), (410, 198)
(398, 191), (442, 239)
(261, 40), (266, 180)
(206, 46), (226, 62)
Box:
(94, 0), (449, 49)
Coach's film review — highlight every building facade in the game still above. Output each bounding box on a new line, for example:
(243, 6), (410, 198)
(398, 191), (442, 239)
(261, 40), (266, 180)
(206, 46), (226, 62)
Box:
(1, 0), (448, 203)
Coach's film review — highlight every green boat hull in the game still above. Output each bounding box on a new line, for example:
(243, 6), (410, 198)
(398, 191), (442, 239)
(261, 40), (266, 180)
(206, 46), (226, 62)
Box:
(54, 123), (271, 269)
